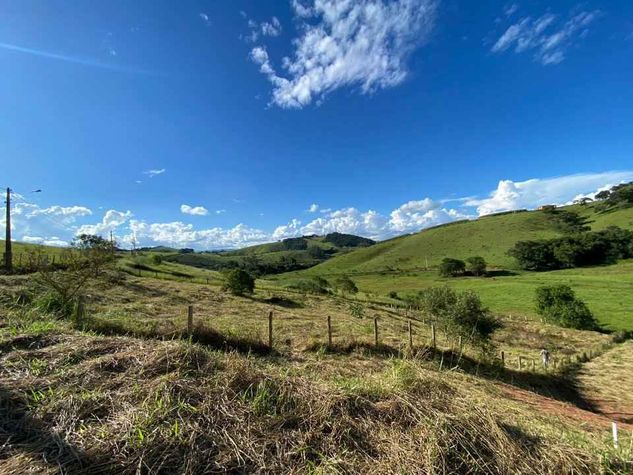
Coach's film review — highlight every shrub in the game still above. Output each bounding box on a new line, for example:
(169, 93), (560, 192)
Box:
(348, 302), (364, 319)
(388, 290), (399, 299)
(416, 287), (500, 347)
(150, 254), (163, 265)
(534, 285), (598, 330)
(466, 256), (486, 276)
(286, 278), (329, 295)
(334, 275), (358, 294)
(439, 258), (465, 277)
(222, 269), (255, 296)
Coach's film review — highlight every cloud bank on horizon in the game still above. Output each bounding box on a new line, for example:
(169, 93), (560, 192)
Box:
(6, 171), (632, 251)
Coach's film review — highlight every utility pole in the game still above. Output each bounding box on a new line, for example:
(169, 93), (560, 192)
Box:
(4, 187), (11, 273)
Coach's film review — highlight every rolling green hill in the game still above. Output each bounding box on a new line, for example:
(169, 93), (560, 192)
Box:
(291, 204), (633, 276)
(159, 233), (375, 275)
(269, 204), (633, 331)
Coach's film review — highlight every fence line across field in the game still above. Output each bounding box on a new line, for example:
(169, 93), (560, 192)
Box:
(181, 306), (601, 373)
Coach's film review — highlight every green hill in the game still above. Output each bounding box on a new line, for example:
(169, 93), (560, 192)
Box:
(269, 204), (633, 331)
(293, 204), (633, 276)
(161, 233), (375, 275)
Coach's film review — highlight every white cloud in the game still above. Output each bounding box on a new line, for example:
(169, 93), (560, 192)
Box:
(22, 235), (69, 247)
(143, 168), (166, 177)
(261, 17), (282, 37)
(250, 0), (436, 108)
(76, 209), (133, 236)
(180, 204), (209, 216)
(491, 8), (601, 65)
(199, 12), (211, 26)
(308, 203), (320, 213)
(124, 220), (270, 250)
(466, 171), (633, 216)
(28, 205), (92, 220)
(216, 209), (227, 214)
(504, 3), (519, 17)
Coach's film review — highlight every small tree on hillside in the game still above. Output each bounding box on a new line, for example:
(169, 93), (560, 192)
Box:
(222, 269), (255, 296)
(535, 285), (598, 330)
(439, 258), (466, 277)
(466, 256), (487, 276)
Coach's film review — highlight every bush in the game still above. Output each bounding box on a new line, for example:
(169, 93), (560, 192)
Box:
(334, 275), (358, 294)
(439, 258), (465, 277)
(151, 254), (163, 265)
(416, 287), (500, 347)
(388, 290), (399, 299)
(466, 256), (486, 276)
(222, 269), (255, 296)
(286, 278), (329, 295)
(534, 285), (598, 330)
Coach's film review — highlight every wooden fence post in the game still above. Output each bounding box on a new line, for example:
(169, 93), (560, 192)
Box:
(518, 356), (523, 371)
(327, 315), (332, 347)
(431, 324), (436, 349)
(501, 351), (505, 367)
(531, 359), (536, 372)
(373, 318), (379, 346)
(268, 311), (273, 349)
(458, 335), (463, 354)
(612, 422), (619, 449)
(187, 305), (193, 335)
(408, 320), (413, 349)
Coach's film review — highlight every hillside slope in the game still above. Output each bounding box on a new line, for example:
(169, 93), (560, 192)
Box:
(296, 205), (633, 276)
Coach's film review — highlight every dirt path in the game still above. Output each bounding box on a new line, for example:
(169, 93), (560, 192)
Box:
(500, 383), (632, 431)
(500, 341), (633, 430)
(575, 341), (633, 425)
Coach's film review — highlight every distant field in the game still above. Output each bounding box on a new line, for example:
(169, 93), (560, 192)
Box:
(326, 260), (633, 332)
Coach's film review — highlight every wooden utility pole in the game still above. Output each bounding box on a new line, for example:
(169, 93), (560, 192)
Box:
(4, 188), (11, 273)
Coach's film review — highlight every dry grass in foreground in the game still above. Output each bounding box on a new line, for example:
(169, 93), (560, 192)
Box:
(0, 329), (623, 474)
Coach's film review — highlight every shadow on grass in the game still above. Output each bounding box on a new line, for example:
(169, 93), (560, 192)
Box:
(306, 341), (599, 412)
(83, 317), (275, 356)
(260, 296), (304, 309)
(0, 385), (113, 473)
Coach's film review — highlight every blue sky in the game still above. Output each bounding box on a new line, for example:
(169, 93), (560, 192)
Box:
(2, 0), (633, 249)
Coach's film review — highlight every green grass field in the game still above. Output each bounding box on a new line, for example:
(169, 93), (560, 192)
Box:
(344, 261), (633, 331)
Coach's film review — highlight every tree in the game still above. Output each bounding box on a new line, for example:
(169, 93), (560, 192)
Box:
(334, 275), (358, 294)
(222, 269), (255, 296)
(72, 233), (116, 276)
(416, 287), (500, 348)
(466, 256), (486, 276)
(151, 254), (163, 265)
(439, 258), (465, 277)
(534, 284), (598, 330)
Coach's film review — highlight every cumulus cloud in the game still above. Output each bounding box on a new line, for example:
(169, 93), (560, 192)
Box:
(22, 235), (69, 247)
(491, 8), (601, 65)
(76, 209), (133, 236)
(250, 0), (436, 108)
(143, 168), (166, 177)
(124, 221), (270, 250)
(180, 204), (209, 216)
(307, 203), (320, 213)
(466, 171), (633, 216)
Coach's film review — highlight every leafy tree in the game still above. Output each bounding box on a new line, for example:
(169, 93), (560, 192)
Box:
(72, 233), (116, 276)
(439, 258), (466, 277)
(334, 275), (358, 294)
(222, 269), (255, 296)
(416, 287), (500, 348)
(466, 256), (487, 276)
(534, 285), (598, 330)
(151, 254), (163, 265)
(323, 232), (375, 248)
